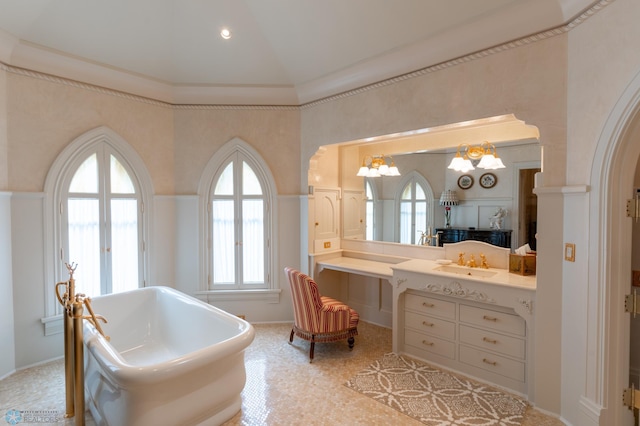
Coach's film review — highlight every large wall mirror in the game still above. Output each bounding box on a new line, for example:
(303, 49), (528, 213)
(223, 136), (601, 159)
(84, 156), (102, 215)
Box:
(308, 114), (541, 251)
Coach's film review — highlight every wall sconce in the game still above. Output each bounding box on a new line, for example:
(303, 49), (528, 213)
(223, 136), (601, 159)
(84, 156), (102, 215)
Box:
(356, 154), (401, 177)
(439, 189), (459, 228)
(447, 141), (506, 172)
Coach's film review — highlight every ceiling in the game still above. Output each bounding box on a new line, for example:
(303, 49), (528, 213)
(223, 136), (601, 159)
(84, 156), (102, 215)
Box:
(0, 0), (597, 105)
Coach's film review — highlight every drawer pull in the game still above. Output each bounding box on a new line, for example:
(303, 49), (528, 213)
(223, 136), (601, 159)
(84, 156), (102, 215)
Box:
(421, 340), (434, 346)
(422, 321), (434, 327)
(482, 358), (497, 366)
(482, 337), (498, 344)
(483, 315), (498, 322)
(422, 302), (435, 308)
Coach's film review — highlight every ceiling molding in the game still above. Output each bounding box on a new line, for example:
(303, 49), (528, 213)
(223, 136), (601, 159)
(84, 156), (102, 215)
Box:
(0, 0), (614, 109)
(301, 0), (615, 109)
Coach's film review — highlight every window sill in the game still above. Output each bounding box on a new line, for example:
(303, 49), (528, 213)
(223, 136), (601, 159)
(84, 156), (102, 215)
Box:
(41, 314), (64, 336)
(194, 289), (281, 303)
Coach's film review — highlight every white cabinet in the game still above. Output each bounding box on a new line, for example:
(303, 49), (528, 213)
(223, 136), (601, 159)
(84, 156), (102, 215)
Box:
(458, 304), (526, 383)
(311, 188), (340, 241)
(404, 293), (456, 360)
(401, 290), (528, 394)
(392, 267), (535, 397)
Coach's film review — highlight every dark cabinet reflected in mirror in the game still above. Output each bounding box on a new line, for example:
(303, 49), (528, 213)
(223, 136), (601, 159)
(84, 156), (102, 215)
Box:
(436, 228), (512, 248)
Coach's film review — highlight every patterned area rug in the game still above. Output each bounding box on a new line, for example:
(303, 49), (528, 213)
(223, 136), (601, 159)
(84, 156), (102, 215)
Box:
(345, 353), (528, 426)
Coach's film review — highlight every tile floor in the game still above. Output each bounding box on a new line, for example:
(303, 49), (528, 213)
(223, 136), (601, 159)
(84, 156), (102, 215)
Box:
(0, 321), (564, 425)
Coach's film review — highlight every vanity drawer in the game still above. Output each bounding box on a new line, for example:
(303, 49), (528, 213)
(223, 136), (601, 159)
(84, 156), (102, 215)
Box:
(405, 293), (455, 320)
(406, 311), (455, 340)
(459, 305), (525, 336)
(459, 325), (525, 359)
(405, 329), (455, 359)
(459, 345), (525, 382)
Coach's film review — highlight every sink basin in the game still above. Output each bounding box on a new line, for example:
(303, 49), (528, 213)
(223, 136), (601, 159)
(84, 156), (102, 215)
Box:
(434, 264), (498, 278)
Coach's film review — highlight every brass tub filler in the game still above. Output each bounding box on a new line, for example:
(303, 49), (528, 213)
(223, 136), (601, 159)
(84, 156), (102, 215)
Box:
(54, 263), (108, 426)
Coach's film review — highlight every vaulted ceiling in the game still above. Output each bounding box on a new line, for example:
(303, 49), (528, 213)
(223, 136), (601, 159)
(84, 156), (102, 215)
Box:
(0, 0), (597, 105)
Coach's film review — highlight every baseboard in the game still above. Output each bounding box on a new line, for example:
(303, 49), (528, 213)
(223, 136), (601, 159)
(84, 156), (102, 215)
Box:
(15, 355), (64, 372)
(0, 368), (16, 381)
(578, 395), (602, 426)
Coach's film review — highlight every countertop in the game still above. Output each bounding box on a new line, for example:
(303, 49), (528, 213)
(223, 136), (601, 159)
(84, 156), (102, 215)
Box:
(392, 258), (536, 291)
(315, 254), (536, 291)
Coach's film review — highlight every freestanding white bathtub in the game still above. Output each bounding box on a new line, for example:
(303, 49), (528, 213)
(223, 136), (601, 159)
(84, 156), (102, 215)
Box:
(82, 286), (255, 426)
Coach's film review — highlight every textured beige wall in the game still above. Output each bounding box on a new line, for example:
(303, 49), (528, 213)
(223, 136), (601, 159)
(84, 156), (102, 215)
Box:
(5, 73), (301, 195)
(172, 107), (300, 195)
(567, 0), (640, 185)
(6, 73), (175, 193)
(0, 67), (7, 190)
(5, 74), (301, 195)
(301, 34), (568, 190)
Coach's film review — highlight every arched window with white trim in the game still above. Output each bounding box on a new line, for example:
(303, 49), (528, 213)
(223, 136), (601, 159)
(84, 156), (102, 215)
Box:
(45, 127), (152, 316)
(63, 147), (143, 295)
(396, 171), (435, 244)
(198, 138), (278, 300)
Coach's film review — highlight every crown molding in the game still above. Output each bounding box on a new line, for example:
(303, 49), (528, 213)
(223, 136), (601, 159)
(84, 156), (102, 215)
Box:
(301, 0), (615, 109)
(0, 0), (614, 109)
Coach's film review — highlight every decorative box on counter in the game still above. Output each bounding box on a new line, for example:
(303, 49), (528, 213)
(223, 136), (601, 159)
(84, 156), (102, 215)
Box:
(509, 254), (537, 276)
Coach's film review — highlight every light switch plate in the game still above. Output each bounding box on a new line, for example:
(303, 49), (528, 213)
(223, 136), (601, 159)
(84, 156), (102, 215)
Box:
(564, 243), (576, 262)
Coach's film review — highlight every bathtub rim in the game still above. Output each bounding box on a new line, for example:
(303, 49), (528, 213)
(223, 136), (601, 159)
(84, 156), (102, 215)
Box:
(83, 285), (255, 386)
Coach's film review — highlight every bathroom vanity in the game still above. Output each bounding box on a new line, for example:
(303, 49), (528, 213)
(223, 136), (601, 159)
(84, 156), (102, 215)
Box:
(391, 258), (535, 396)
(312, 240), (536, 398)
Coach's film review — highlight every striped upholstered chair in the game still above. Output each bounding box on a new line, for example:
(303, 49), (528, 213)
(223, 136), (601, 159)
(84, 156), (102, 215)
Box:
(285, 267), (359, 362)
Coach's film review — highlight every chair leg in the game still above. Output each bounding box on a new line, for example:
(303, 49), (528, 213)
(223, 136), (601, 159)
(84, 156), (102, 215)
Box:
(348, 336), (355, 350)
(289, 328), (294, 344)
(309, 339), (315, 363)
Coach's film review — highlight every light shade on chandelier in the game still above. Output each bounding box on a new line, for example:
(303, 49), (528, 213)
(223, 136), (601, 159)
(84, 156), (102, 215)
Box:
(447, 141), (506, 172)
(356, 154), (401, 177)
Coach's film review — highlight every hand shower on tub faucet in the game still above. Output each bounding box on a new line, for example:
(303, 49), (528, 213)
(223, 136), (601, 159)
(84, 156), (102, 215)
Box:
(81, 295), (110, 341)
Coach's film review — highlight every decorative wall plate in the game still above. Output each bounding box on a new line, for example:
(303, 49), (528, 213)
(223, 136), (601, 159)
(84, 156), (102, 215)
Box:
(479, 172), (497, 188)
(457, 174), (474, 190)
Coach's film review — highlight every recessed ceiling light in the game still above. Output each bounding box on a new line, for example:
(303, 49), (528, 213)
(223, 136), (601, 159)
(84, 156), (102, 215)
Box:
(220, 28), (232, 40)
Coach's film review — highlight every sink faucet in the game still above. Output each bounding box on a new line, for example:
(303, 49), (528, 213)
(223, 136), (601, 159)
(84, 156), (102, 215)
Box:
(458, 252), (465, 266)
(466, 254), (477, 268)
(480, 254), (490, 269)
(418, 227), (439, 246)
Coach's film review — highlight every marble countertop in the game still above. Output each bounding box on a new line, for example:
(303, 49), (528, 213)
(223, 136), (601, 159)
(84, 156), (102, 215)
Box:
(315, 256), (397, 280)
(315, 254), (536, 291)
(392, 258), (536, 291)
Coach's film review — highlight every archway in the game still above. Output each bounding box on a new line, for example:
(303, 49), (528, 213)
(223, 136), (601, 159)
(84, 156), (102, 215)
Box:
(588, 70), (640, 425)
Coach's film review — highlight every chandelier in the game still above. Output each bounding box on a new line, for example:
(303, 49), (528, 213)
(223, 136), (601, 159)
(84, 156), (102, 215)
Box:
(356, 154), (401, 177)
(447, 142), (505, 172)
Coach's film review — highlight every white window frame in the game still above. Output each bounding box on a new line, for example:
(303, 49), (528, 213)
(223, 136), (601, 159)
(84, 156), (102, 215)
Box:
(196, 138), (280, 302)
(365, 178), (378, 240)
(395, 171), (435, 244)
(42, 127), (153, 334)
(64, 146), (143, 295)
